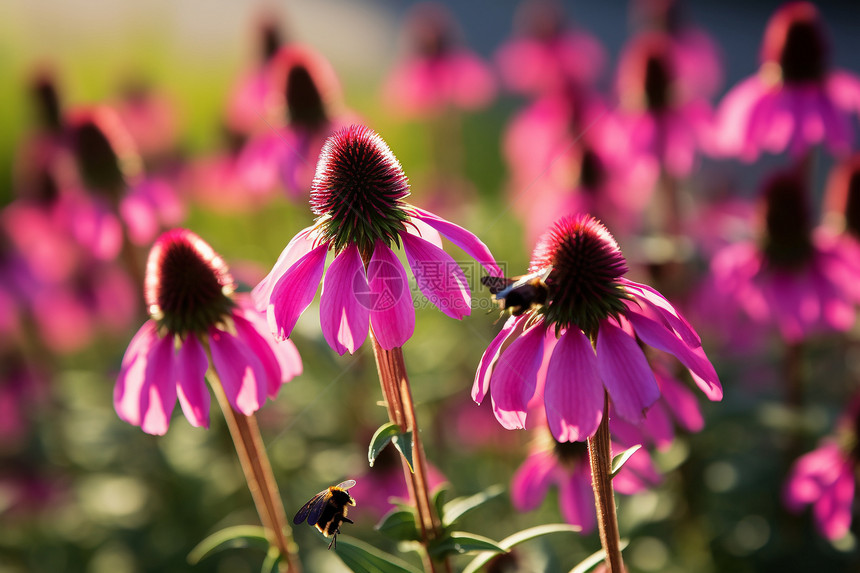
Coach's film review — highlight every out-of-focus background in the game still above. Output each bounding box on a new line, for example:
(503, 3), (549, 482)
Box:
(2, 1), (860, 572)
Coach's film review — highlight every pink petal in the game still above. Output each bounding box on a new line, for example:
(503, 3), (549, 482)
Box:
(401, 232), (471, 320)
(140, 333), (178, 435)
(490, 321), (547, 429)
(612, 444), (662, 494)
(320, 245), (370, 355)
(473, 315), (527, 404)
(622, 278), (701, 347)
(409, 207), (501, 276)
(176, 335), (210, 428)
(208, 328), (267, 415)
(236, 297), (303, 382)
(267, 243), (328, 340)
(252, 227), (318, 311)
(657, 371), (704, 433)
(114, 321), (159, 427)
(544, 328), (604, 442)
(233, 314), (288, 399)
(405, 217), (443, 249)
(596, 318), (660, 423)
(510, 451), (555, 512)
(558, 466), (596, 534)
(785, 443), (845, 509)
(367, 243), (415, 349)
(626, 309), (723, 401)
(817, 463), (855, 540)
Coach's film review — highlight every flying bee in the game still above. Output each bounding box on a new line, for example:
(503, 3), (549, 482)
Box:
(481, 266), (552, 316)
(293, 480), (356, 549)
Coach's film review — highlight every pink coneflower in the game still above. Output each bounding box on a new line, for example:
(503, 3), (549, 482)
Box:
(474, 214), (721, 442)
(784, 395), (860, 540)
(113, 81), (180, 163)
(114, 229), (301, 435)
(715, 2), (860, 160)
(511, 421), (659, 532)
(383, 2), (495, 118)
(253, 124), (499, 353)
(495, 0), (606, 97)
(709, 170), (860, 343)
(616, 32), (714, 177)
(237, 44), (356, 199)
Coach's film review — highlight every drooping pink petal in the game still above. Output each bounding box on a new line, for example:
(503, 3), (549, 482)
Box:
(140, 333), (178, 435)
(473, 315), (527, 404)
(785, 443), (843, 510)
(596, 318), (660, 423)
(544, 328), (604, 442)
(510, 451), (555, 512)
(319, 245), (370, 355)
(657, 370), (704, 433)
(233, 314), (287, 399)
(367, 243), (415, 349)
(490, 321), (547, 429)
(626, 309), (723, 401)
(252, 227), (318, 311)
(176, 334), (210, 428)
(405, 216), (443, 249)
(401, 232), (470, 320)
(621, 278), (701, 347)
(114, 321), (159, 427)
(236, 297), (303, 382)
(816, 463), (855, 540)
(208, 328), (267, 415)
(409, 207), (501, 276)
(612, 444), (662, 494)
(558, 466), (596, 534)
(267, 243), (328, 340)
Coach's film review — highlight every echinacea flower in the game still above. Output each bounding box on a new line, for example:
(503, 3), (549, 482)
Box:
(253, 124), (499, 353)
(474, 214), (721, 442)
(383, 2), (495, 118)
(495, 0), (606, 96)
(784, 395), (860, 540)
(114, 229), (301, 435)
(708, 170), (860, 343)
(511, 418), (659, 532)
(715, 2), (860, 160)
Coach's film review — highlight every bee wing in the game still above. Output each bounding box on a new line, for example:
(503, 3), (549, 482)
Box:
(335, 479), (356, 490)
(306, 491), (331, 526)
(480, 276), (513, 295)
(293, 491), (326, 525)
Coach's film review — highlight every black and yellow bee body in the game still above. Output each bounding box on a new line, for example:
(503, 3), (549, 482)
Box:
(293, 480), (356, 549)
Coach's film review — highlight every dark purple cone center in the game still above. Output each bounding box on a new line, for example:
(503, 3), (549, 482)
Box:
(778, 20), (827, 83)
(31, 77), (62, 132)
(643, 54), (673, 112)
(285, 64), (328, 130)
(71, 121), (125, 197)
(845, 172), (860, 240)
(762, 173), (813, 269)
(554, 439), (589, 468)
(311, 126), (411, 255)
(145, 231), (235, 335)
(531, 216), (630, 337)
(580, 148), (606, 191)
(261, 21), (282, 63)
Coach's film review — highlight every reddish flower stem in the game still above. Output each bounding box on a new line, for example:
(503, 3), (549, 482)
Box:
(208, 371), (301, 573)
(369, 334), (450, 573)
(587, 392), (625, 573)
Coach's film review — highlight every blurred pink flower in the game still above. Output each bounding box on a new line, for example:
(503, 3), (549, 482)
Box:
(383, 2), (495, 117)
(253, 125), (499, 353)
(113, 82), (180, 162)
(708, 170), (860, 343)
(115, 229), (301, 435)
(784, 396), (860, 540)
(615, 32), (715, 177)
(714, 2), (860, 160)
(495, 0), (606, 96)
(824, 152), (860, 241)
(474, 215), (721, 442)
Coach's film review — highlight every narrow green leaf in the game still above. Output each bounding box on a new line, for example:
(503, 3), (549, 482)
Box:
(375, 508), (420, 541)
(610, 445), (642, 478)
(568, 540), (629, 573)
(442, 484), (504, 527)
(368, 422), (400, 467)
(260, 547), (281, 573)
(432, 484), (450, 525)
(429, 532), (505, 558)
(462, 524), (582, 573)
(187, 525), (269, 564)
(334, 536), (422, 573)
(391, 431), (414, 472)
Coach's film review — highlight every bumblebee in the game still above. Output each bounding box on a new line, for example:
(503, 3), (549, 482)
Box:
(481, 267), (552, 316)
(293, 479), (356, 549)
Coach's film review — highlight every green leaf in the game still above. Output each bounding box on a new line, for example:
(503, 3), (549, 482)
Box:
(568, 540), (629, 573)
(391, 431), (414, 473)
(187, 525), (270, 564)
(429, 532), (505, 558)
(334, 536), (422, 573)
(368, 422), (400, 467)
(431, 484), (450, 524)
(442, 484), (504, 527)
(367, 422), (414, 473)
(610, 445), (642, 478)
(375, 508), (420, 541)
(260, 547), (281, 573)
(462, 524), (582, 573)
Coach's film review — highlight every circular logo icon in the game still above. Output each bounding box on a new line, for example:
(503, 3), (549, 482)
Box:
(353, 258), (405, 311)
